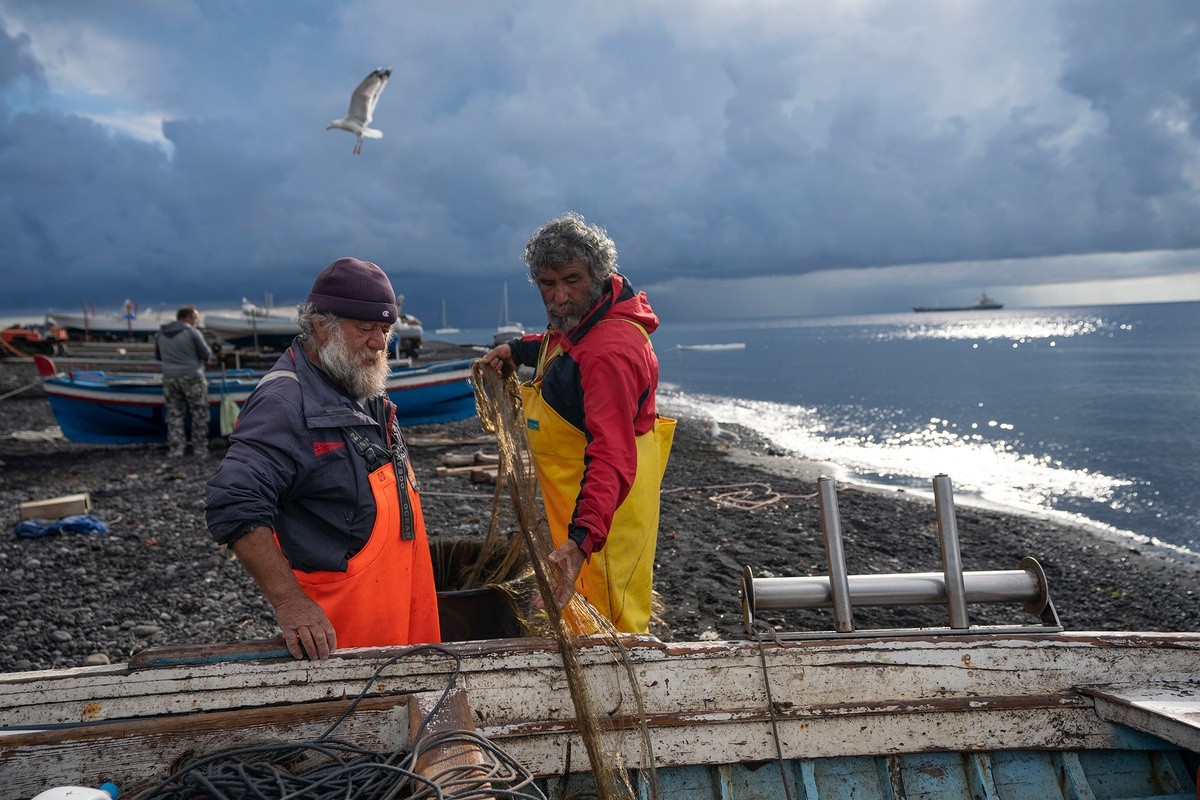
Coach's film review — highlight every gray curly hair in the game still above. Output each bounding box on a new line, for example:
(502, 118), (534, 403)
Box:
(523, 212), (618, 287)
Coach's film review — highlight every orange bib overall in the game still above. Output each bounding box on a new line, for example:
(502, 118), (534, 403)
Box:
(290, 460), (440, 647)
(521, 323), (675, 633)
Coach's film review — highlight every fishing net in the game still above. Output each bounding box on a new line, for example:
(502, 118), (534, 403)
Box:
(470, 362), (658, 800)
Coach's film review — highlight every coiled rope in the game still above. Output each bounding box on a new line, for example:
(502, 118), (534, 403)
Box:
(129, 645), (547, 800)
(663, 482), (817, 511)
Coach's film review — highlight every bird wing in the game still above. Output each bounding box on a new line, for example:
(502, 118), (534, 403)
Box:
(345, 68), (391, 127)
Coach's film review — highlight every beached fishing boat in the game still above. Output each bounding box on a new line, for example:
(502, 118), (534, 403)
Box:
(2, 628), (1198, 799)
(46, 303), (171, 341)
(0, 323), (68, 355)
(393, 313), (424, 358)
(1, 477), (1197, 799)
(202, 300), (301, 350)
(31, 354), (477, 444)
(1, 608), (1196, 797)
(204, 299), (424, 357)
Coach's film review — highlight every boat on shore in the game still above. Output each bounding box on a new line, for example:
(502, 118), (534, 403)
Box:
(3, 629), (1196, 799)
(31, 354), (476, 444)
(1, 323), (68, 355)
(1, 477), (1196, 799)
(203, 312), (299, 350)
(202, 299), (299, 350)
(913, 292), (1004, 313)
(393, 313), (424, 358)
(204, 301), (425, 358)
(46, 303), (171, 341)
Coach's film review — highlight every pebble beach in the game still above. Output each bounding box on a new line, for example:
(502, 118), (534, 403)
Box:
(1, 357), (1197, 673)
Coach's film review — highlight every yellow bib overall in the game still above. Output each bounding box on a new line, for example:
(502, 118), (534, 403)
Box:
(521, 322), (675, 632)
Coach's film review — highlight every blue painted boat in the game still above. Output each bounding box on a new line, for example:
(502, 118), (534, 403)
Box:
(31, 354), (476, 443)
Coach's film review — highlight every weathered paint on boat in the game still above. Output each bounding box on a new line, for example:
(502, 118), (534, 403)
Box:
(0, 632), (1196, 799)
(31, 354), (477, 443)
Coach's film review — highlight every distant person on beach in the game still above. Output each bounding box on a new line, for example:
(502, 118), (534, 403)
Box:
(154, 305), (213, 458)
(481, 212), (675, 633)
(205, 258), (439, 660)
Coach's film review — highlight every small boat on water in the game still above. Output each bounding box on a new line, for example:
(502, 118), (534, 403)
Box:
(676, 342), (746, 351)
(913, 291), (1004, 313)
(494, 282), (525, 345)
(434, 298), (460, 335)
(1, 477), (1197, 799)
(32, 354), (476, 444)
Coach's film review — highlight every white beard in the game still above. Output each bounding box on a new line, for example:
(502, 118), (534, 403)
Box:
(319, 325), (390, 400)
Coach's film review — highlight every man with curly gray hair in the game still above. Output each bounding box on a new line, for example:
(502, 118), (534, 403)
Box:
(483, 213), (675, 633)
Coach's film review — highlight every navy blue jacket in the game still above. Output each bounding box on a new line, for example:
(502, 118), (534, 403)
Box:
(205, 337), (407, 572)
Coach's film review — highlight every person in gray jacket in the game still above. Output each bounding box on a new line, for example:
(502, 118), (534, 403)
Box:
(155, 305), (213, 458)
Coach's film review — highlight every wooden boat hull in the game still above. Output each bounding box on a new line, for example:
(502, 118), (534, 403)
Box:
(46, 311), (169, 339)
(1, 631), (1196, 799)
(201, 313), (300, 349)
(33, 356), (477, 443)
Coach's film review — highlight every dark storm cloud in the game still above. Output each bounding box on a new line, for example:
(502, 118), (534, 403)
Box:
(0, 2), (1198, 322)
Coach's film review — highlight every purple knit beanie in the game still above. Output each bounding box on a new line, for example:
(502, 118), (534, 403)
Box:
(307, 257), (398, 322)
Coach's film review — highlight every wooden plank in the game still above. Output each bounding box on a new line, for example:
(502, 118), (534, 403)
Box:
(128, 637), (290, 668)
(1083, 683), (1200, 753)
(2, 632), (1199, 790)
(5, 634), (1200, 732)
(0, 695), (410, 799)
(407, 434), (495, 447)
(436, 463), (495, 476)
(19, 493), (91, 520)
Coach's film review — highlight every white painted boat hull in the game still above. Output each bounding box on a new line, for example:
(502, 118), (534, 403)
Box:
(1, 631), (1197, 798)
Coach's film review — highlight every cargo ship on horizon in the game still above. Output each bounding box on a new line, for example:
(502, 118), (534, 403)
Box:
(913, 291), (1003, 313)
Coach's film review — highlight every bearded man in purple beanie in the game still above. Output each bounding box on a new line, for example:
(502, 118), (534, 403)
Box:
(206, 257), (440, 660)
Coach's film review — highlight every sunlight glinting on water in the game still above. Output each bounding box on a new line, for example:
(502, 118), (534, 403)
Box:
(749, 310), (1111, 343)
(659, 388), (1130, 521)
(659, 303), (1200, 561)
(873, 313), (1105, 342)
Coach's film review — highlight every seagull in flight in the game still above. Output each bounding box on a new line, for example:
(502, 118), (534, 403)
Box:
(326, 67), (391, 155)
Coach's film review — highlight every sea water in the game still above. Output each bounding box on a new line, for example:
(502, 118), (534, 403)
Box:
(654, 301), (1200, 561)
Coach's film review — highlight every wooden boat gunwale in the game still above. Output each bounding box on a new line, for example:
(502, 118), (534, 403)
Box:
(1, 630), (1198, 798)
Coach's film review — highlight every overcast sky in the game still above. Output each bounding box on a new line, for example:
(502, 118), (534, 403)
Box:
(1, 0), (1198, 326)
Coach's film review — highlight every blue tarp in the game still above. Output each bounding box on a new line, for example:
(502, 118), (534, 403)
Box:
(13, 514), (110, 538)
